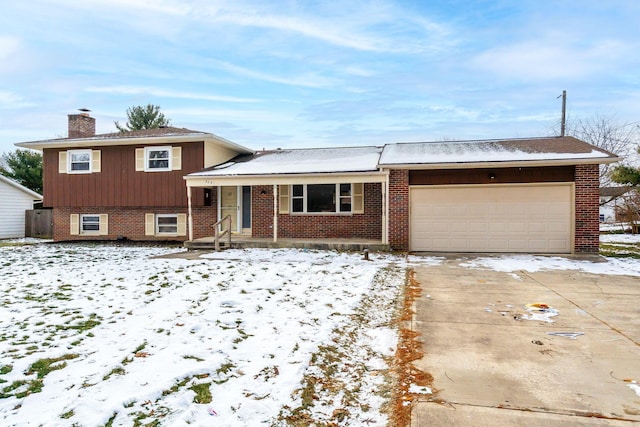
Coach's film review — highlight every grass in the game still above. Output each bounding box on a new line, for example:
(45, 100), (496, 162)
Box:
(600, 241), (640, 259)
(189, 382), (212, 404)
(26, 354), (79, 379)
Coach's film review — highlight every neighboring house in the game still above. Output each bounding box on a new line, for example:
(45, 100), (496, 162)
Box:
(0, 174), (43, 239)
(17, 113), (619, 253)
(599, 186), (631, 222)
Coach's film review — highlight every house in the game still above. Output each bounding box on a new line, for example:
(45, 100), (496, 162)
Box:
(0, 174), (43, 239)
(599, 186), (631, 222)
(184, 137), (618, 254)
(16, 113), (619, 253)
(16, 113), (252, 242)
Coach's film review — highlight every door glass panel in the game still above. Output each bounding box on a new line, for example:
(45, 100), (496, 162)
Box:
(242, 186), (251, 229)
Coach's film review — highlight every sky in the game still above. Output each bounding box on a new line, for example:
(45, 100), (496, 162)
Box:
(1, 0), (639, 155)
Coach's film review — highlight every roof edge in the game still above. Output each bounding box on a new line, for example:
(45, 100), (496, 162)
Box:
(15, 133), (253, 154)
(379, 157), (622, 170)
(0, 174), (43, 199)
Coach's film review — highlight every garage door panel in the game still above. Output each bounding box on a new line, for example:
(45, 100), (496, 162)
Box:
(410, 184), (572, 253)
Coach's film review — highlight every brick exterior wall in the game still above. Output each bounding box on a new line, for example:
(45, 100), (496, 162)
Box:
(574, 164), (600, 253)
(388, 169), (409, 251)
(251, 183), (383, 240)
(53, 206), (217, 241)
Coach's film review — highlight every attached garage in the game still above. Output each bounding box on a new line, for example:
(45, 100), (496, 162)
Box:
(409, 183), (573, 253)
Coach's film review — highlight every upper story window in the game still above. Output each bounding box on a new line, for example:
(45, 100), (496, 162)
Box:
(69, 150), (91, 172)
(135, 146), (182, 172)
(59, 150), (101, 174)
(145, 146), (171, 171)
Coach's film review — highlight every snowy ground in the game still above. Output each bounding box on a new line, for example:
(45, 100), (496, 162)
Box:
(443, 233), (640, 277)
(0, 243), (408, 426)
(1, 234), (639, 426)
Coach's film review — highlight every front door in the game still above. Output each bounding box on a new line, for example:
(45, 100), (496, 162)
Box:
(219, 186), (252, 234)
(220, 186), (238, 233)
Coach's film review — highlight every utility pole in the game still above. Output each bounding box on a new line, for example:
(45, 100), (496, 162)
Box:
(558, 90), (566, 137)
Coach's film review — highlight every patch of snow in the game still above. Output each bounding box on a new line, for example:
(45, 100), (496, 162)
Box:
(460, 255), (640, 277)
(600, 233), (640, 244)
(0, 243), (407, 426)
(190, 146), (382, 176)
(379, 140), (610, 165)
(409, 384), (432, 394)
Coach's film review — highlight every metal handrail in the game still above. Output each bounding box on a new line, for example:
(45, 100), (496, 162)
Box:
(212, 215), (232, 251)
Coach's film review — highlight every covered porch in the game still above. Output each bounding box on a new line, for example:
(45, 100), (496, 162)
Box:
(183, 173), (390, 250)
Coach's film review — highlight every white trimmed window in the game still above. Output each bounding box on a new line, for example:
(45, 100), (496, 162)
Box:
(136, 146), (182, 172)
(289, 183), (362, 214)
(145, 146), (171, 171)
(70, 214), (108, 235)
(145, 213), (187, 236)
(59, 150), (101, 174)
(81, 215), (100, 233)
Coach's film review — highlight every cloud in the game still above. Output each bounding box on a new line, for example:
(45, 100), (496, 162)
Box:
(471, 37), (629, 81)
(207, 60), (338, 89)
(0, 91), (34, 109)
(0, 36), (21, 61)
(198, 1), (452, 54)
(85, 86), (261, 103)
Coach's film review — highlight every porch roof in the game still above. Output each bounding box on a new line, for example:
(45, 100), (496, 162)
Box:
(188, 146), (383, 176)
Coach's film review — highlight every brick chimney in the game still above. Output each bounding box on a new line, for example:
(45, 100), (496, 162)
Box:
(68, 112), (96, 139)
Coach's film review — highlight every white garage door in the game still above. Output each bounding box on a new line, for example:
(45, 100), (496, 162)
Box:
(410, 184), (573, 253)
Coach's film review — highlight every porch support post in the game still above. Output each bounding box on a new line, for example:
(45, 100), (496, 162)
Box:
(273, 184), (278, 242)
(187, 185), (193, 241)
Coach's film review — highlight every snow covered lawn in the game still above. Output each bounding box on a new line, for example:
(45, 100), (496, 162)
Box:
(600, 232), (640, 258)
(0, 243), (407, 426)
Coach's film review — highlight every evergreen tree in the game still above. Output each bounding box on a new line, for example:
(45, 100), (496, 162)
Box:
(114, 104), (171, 132)
(0, 149), (43, 194)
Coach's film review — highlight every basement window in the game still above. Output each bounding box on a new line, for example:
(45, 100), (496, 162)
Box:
(80, 215), (100, 234)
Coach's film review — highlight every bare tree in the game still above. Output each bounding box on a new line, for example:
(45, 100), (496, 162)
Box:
(550, 114), (639, 204)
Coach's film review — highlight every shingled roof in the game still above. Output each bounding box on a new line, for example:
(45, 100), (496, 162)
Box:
(378, 136), (619, 167)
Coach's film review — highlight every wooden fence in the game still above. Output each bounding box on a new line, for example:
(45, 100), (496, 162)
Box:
(25, 209), (53, 239)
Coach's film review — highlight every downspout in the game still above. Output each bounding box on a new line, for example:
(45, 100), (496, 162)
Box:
(383, 170), (389, 245)
(273, 184), (278, 242)
(187, 184), (193, 241)
(382, 173), (389, 245)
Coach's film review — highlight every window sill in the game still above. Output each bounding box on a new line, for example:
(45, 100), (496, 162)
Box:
(290, 212), (353, 216)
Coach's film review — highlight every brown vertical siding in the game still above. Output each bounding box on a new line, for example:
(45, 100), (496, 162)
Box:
(409, 166), (575, 185)
(43, 142), (205, 208)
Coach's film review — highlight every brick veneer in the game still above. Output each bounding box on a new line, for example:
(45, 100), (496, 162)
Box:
(53, 206), (217, 241)
(574, 164), (600, 253)
(388, 169), (409, 251)
(387, 166), (602, 253)
(252, 183), (383, 240)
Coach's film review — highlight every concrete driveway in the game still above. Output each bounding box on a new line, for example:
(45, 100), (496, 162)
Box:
(409, 256), (640, 426)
